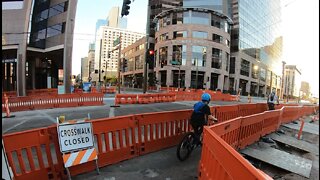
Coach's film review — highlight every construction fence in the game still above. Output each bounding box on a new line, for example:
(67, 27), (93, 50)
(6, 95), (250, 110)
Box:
(2, 104), (318, 180)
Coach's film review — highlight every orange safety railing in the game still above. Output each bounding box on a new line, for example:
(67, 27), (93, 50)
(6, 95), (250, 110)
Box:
(115, 94), (138, 105)
(261, 110), (281, 136)
(135, 109), (193, 155)
(2, 93), (104, 112)
(209, 117), (242, 149)
(199, 127), (273, 180)
(215, 105), (239, 123)
(238, 113), (264, 149)
(3, 104), (318, 179)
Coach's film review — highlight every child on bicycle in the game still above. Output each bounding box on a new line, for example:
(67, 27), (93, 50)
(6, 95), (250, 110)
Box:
(190, 93), (217, 146)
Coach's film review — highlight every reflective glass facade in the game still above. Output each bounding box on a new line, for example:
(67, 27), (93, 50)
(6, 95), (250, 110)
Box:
(30, 0), (68, 48)
(234, 0), (282, 75)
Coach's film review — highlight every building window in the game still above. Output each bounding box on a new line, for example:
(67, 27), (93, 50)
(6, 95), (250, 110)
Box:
(192, 46), (206, 67)
(212, 34), (222, 43)
(260, 68), (266, 82)
(190, 11), (209, 25)
(211, 15), (222, 28)
(212, 48), (222, 69)
(172, 12), (183, 25)
(251, 64), (258, 79)
(192, 31), (208, 39)
(230, 57), (235, 74)
(172, 45), (186, 65)
(225, 52), (229, 71)
(240, 59), (250, 77)
(159, 33), (169, 41)
(46, 22), (65, 38)
(173, 31), (187, 39)
(225, 39), (230, 47)
(159, 46), (168, 68)
(48, 1), (68, 18)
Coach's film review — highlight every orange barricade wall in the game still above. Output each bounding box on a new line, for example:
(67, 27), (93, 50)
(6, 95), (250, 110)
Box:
(281, 106), (301, 124)
(6, 96), (33, 112)
(115, 94), (137, 105)
(3, 104), (318, 179)
(78, 93), (104, 106)
(215, 105), (239, 123)
(262, 110), (281, 136)
(3, 126), (66, 180)
(199, 127), (272, 180)
(69, 116), (139, 176)
(238, 113), (264, 149)
(209, 118), (242, 149)
(238, 104), (259, 116)
(135, 110), (193, 155)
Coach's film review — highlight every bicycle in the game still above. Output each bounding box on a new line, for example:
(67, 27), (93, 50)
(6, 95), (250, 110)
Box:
(176, 118), (217, 161)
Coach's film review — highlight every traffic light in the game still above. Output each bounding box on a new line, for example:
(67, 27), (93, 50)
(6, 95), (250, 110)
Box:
(121, 0), (131, 17)
(147, 49), (155, 64)
(123, 58), (128, 71)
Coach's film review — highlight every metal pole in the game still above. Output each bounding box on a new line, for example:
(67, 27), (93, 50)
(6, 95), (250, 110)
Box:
(143, 2), (150, 94)
(99, 39), (102, 84)
(117, 35), (122, 94)
(178, 66), (181, 89)
(195, 58), (198, 89)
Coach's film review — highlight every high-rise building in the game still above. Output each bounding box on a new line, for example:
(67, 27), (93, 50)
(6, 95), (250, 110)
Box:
(95, 19), (108, 41)
(283, 65), (302, 99)
(300, 81), (310, 98)
(141, 0), (282, 97)
(93, 26), (145, 82)
(81, 57), (89, 82)
(2, 0), (77, 96)
(230, 0), (283, 96)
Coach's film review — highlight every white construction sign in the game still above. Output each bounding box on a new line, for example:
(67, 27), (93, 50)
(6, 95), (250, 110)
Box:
(58, 122), (94, 153)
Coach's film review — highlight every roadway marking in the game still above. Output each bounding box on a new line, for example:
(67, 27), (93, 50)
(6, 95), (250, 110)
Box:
(3, 118), (30, 133)
(37, 110), (57, 123)
(109, 107), (115, 117)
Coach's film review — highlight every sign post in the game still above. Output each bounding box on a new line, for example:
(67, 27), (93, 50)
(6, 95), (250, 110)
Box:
(56, 115), (99, 180)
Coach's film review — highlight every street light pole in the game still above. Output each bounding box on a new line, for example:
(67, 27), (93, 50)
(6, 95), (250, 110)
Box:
(195, 58), (198, 89)
(117, 35), (122, 94)
(143, 2), (150, 94)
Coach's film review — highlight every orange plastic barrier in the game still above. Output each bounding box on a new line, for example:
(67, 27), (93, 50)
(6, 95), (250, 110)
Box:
(4, 96), (33, 112)
(135, 109), (193, 155)
(281, 106), (301, 124)
(3, 104), (318, 179)
(209, 118), (242, 149)
(262, 110), (281, 136)
(199, 127), (272, 180)
(100, 87), (116, 94)
(69, 115), (139, 176)
(238, 104), (259, 116)
(29, 96), (56, 110)
(79, 93), (104, 106)
(3, 126), (66, 180)
(238, 113), (264, 149)
(215, 105), (239, 123)
(115, 94), (138, 105)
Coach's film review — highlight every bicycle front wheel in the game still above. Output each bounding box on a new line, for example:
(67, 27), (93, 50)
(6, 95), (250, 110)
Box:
(176, 132), (196, 161)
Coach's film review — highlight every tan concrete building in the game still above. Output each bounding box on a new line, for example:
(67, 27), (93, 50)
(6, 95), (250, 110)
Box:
(81, 57), (89, 82)
(154, 8), (232, 90)
(93, 26), (145, 82)
(300, 81), (310, 98)
(120, 37), (146, 88)
(283, 65), (302, 98)
(2, 0), (77, 95)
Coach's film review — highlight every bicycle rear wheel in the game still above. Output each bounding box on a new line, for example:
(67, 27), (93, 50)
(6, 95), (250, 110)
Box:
(176, 132), (196, 161)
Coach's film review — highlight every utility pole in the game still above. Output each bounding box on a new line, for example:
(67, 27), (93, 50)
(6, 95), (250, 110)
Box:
(143, 1), (150, 94)
(195, 58), (198, 89)
(117, 35), (122, 94)
(98, 38), (102, 84)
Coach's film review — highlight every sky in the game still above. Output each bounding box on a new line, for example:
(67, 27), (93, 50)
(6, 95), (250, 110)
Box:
(72, 0), (319, 97)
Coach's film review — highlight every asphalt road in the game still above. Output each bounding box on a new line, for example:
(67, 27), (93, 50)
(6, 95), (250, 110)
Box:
(2, 99), (250, 134)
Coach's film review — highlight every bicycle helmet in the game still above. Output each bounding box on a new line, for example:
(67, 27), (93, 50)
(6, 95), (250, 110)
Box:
(201, 93), (211, 102)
